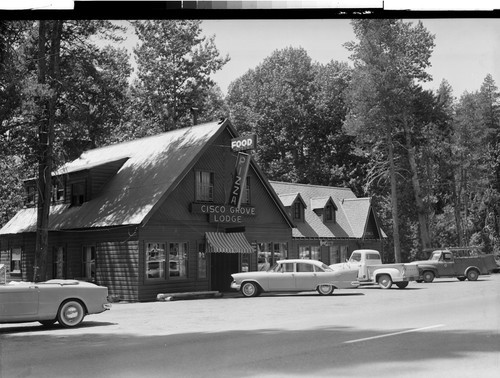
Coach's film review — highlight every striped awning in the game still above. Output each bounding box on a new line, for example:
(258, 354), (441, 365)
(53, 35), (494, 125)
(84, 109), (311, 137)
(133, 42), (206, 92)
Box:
(205, 232), (254, 254)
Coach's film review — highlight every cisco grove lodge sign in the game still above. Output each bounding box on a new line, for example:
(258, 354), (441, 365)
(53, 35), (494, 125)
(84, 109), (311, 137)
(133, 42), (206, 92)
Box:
(190, 203), (256, 224)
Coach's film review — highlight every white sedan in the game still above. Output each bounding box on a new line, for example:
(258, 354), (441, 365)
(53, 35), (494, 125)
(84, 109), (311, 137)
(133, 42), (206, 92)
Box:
(231, 259), (359, 297)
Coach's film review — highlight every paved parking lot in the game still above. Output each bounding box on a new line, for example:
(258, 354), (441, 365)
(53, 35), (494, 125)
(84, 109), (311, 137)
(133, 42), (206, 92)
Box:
(1, 275), (499, 377)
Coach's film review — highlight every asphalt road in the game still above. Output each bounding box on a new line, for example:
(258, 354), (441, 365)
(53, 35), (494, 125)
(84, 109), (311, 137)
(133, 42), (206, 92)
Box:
(1, 274), (499, 378)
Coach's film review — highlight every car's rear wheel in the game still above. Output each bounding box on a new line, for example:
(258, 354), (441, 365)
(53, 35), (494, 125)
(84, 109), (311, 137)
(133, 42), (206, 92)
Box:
(57, 300), (85, 327)
(377, 274), (392, 289)
(395, 281), (409, 289)
(422, 271), (435, 283)
(466, 269), (479, 281)
(241, 282), (259, 297)
(317, 284), (334, 295)
(39, 319), (56, 327)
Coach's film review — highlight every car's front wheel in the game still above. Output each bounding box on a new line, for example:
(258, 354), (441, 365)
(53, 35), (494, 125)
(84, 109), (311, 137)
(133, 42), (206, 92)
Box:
(422, 271), (435, 283)
(317, 284), (334, 295)
(241, 282), (260, 297)
(57, 300), (85, 327)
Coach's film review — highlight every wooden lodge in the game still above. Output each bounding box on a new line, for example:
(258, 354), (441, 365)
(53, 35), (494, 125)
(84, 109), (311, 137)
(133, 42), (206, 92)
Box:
(0, 119), (386, 301)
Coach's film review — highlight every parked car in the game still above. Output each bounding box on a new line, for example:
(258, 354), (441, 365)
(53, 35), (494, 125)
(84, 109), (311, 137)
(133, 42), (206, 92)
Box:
(329, 249), (420, 289)
(408, 248), (498, 282)
(230, 259), (359, 297)
(0, 279), (111, 327)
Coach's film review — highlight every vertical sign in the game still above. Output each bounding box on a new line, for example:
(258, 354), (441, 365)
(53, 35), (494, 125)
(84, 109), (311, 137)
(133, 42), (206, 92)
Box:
(229, 152), (251, 208)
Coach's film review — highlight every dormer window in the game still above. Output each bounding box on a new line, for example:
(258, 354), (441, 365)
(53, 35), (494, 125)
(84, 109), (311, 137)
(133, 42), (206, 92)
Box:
(25, 185), (36, 207)
(325, 204), (336, 223)
(71, 181), (86, 206)
(52, 178), (65, 203)
(293, 201), (303, 221)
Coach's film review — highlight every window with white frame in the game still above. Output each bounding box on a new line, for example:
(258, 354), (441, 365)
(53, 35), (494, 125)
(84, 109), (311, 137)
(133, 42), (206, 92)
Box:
(169, 242), (187, 278)
(257, 242), (288, 271)
(299, 245), (320, 260)
(10, 248), (22, 276)
(195, 171), (214, 202)
(146, 242), (166, 279)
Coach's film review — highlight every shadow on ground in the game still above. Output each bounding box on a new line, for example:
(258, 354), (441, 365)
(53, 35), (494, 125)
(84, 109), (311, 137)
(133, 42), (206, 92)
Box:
(1, 322), (498, 377)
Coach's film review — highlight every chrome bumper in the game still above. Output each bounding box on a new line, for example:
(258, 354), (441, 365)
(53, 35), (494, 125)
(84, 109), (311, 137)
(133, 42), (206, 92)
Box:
(230, 281), (241, 291)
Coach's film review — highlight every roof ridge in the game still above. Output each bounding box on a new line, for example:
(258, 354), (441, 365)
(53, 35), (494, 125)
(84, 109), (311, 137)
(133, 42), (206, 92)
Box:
(269, 180), (354, 191)
(78, 121), (221, 155)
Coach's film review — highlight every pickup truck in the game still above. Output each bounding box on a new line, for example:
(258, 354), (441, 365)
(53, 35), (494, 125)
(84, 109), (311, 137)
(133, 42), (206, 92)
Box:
(329, 249), (419, 289)
(408, 248), (498, 282)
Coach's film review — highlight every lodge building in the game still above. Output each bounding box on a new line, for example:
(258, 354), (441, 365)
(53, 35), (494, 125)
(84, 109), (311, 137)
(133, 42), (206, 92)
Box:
(0, 119), (385, 301)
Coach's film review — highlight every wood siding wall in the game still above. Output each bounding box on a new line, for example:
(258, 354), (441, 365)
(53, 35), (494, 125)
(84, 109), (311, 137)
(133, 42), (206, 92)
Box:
(97, 240), (139, 302)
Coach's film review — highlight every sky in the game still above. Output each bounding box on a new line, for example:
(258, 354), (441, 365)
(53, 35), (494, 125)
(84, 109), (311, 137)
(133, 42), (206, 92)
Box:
(116, 17), (500, 100)
(197, 18), (500, 99)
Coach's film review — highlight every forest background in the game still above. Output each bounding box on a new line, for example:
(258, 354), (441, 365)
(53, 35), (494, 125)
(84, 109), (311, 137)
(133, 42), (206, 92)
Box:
(1, 19), (499, 266)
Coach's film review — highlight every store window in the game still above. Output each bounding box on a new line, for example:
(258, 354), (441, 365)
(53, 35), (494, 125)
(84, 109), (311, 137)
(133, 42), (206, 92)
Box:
(198, 242), (207, 279)
(257, 242), (288, 271)
(82, 246), (96, 281)
(329, 245), (340, 264)
(10, 247), (22, 276)
(299, 245), (321, 260)
(169, 242), (188, 278)
(146, 242), (166, 280)
(195, 171), (214, 202)
(52, 246), (66, 279)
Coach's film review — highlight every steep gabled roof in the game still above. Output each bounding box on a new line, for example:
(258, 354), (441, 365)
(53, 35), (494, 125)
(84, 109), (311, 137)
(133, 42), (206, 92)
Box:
(1, 120), (231, 234)
(270, 181), (385, 240)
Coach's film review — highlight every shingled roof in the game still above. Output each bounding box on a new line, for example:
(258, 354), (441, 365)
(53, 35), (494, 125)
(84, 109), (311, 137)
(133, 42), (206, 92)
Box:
(270, 181), (384, 240)
(0, 119), (241, 234)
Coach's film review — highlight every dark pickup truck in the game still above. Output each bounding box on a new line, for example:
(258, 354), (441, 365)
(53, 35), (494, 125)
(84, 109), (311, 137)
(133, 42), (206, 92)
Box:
(409, 248), (498, 282)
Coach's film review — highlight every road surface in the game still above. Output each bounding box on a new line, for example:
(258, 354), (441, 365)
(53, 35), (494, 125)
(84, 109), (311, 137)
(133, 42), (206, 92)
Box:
(1, 275), (499, 377)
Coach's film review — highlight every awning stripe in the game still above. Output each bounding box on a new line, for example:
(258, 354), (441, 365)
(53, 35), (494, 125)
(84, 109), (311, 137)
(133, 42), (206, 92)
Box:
(205, 232), (254, 254)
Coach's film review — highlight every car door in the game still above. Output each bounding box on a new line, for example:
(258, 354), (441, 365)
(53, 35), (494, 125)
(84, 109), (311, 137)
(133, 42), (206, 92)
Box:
(438, 252), (455, 276)
(268, 262), (295, 291)
(0, 285), (39, 321)
(294, 262), (317, 291)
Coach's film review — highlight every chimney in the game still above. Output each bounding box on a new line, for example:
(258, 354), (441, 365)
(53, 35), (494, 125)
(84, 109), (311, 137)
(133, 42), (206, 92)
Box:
(190, 107), (199, 125)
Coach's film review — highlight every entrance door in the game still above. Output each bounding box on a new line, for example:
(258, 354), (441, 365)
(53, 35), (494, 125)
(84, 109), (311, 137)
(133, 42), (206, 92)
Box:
(210, 253), (240, 292)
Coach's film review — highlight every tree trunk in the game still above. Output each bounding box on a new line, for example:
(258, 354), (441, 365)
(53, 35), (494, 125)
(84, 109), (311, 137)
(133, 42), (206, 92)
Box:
(388, 131), (402, 263)
(33, 20), (62, 282)
(402, 116), (432, 250)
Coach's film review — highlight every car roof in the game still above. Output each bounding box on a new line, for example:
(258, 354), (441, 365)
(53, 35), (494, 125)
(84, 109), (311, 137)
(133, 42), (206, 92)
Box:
(277, 259), (324, 266)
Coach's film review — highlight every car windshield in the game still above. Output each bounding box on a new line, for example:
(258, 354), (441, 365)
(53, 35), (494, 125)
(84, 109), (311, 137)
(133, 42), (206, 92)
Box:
(320, 263), (333, 271)
(269, 262), (281, 272)
(429, 252), (441, 261)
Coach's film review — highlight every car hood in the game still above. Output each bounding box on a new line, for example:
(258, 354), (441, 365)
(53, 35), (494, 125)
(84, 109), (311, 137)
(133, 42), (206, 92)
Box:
(406, 260), (430, 265)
